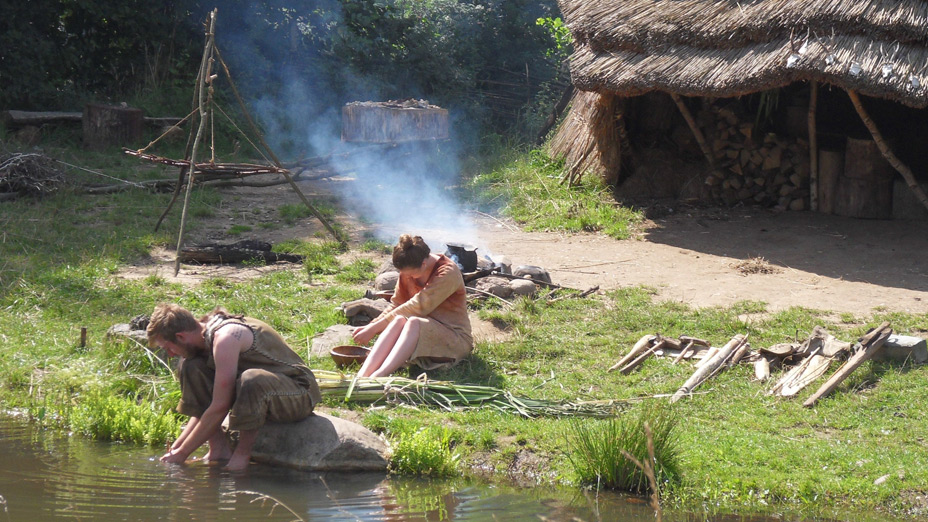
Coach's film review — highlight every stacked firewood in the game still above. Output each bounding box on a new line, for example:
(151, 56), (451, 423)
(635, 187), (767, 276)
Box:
(700, 105), (811, 210)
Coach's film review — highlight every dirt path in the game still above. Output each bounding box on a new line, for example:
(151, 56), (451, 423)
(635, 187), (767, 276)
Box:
(120, 175), (928, 318)
(473, 208), (928, 317)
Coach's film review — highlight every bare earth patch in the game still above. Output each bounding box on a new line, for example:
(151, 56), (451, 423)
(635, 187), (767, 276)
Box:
(118, 174), (928, 318)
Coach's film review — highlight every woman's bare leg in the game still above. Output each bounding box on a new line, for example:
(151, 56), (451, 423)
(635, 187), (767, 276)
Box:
(369, 318), (421, 378)
(358, 316), (407, 377)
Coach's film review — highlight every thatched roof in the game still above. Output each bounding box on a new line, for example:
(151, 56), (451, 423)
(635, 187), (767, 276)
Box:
(559, 0), (928, 107)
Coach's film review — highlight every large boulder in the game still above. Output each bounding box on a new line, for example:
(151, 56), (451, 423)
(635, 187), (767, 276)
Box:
(251, 412), (389, 471)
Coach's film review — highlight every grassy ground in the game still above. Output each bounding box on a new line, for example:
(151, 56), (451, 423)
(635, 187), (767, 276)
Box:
(2, 135), (928, 520)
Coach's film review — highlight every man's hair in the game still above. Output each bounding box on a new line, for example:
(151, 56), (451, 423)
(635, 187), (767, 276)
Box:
(392, 234), (430, 270)
(147, 303), (199, 344)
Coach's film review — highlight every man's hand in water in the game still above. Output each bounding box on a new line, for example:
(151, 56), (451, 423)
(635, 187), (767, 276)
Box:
(160, 447), (189, 464)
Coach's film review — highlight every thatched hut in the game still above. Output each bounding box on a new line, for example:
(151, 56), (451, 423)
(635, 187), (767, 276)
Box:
(550, 0), (928, 218)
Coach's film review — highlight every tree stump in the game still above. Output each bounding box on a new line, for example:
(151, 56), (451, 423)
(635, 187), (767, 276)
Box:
(834, 138), (894, 219)
(83, 103), (144, 150)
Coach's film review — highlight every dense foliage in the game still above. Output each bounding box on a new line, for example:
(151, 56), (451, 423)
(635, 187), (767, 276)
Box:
(1, 1), (569, 143)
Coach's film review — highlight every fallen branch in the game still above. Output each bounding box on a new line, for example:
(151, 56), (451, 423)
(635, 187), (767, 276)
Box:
(547, 285), (599, 304)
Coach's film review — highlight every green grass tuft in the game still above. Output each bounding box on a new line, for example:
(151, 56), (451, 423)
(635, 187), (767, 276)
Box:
(566, 403), (681, 492)
(390, 425), (460, 477)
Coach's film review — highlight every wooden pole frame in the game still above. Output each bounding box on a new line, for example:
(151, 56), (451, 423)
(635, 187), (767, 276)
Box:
(847, 89), (928, 214)
(174, 9), (217, 276)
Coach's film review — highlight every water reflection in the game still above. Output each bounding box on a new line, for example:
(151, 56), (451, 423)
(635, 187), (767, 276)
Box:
(0, 414), (885, 521)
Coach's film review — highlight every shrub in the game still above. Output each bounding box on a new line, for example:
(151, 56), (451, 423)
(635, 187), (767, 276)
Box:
(390, 425), (460, 477)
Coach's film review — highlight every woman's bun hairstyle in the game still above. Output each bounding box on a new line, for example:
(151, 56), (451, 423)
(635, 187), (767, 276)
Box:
(392, 234), (430, 270)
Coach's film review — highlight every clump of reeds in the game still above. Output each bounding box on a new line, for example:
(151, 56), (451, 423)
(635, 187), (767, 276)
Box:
(389, 425), (460, 477)
(313, 370), (625, 418)
(565, 403), (680, 493)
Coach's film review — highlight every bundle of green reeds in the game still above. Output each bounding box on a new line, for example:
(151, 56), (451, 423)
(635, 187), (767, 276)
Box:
(313, 370), (624, 418)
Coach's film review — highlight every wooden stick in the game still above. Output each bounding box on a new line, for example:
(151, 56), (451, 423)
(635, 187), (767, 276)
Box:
(670, 93), (716, 172)
(847, 90), (928, 213)
(619, 339), (666, 375)
(608, 334), (656, 372)
(672, 340), (694, 365)
(671, 334), (746, 403)
(728, 341), (751, 367)
(803, 322), (892, 407)
(809, 81), (818, 212)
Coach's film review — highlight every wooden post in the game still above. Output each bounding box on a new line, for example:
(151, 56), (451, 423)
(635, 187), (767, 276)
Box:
(80, 327), (87, 348)
(808, 82), (818, 212)
(847, 90), (928, 214)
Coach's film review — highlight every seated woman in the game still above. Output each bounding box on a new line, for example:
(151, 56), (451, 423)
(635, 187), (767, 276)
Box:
(353, 234), (473, 377)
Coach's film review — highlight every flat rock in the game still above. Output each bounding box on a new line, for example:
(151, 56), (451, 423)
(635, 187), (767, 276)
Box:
(374, 271), (398, 291)
(251, 412), (389, 471)
(106, 323), (149, 344)
(509, 279), (537, 296)
(309, 324), (355, 359)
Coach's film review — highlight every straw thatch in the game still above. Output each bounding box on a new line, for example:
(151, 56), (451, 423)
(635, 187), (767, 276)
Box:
(558, 0), (928, 108)
(547, 90), (622, 185)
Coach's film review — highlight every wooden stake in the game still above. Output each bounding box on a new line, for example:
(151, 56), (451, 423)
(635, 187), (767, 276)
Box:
(803, 322), (892, 407)
(80, 327), (87, 348)
(847, 90), (928, 213)
(808, 82), (818, 212)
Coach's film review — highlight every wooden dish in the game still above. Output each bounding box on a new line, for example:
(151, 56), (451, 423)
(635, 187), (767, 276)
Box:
(330, 345), (370, 369)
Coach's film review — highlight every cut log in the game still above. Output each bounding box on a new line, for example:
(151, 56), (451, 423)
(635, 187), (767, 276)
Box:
(803, 322), (892, 407)
(341, 100), (448, 143)
(671, 334), (747, 403)
(834, 137), (894, 219)
(82, 103), (144, 150)
(608, 334), (656, 372)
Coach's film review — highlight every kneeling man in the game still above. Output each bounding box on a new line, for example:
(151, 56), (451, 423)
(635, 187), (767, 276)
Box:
(147, 303), (322, 470)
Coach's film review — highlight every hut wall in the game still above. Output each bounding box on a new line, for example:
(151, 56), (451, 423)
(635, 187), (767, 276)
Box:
(548, 90), (621, 184)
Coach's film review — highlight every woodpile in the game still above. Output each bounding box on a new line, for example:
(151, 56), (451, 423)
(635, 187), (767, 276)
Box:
(699, 104), (811, 209)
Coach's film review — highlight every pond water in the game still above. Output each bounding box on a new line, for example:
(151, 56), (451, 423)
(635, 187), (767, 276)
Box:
(0, 414), (884, 521)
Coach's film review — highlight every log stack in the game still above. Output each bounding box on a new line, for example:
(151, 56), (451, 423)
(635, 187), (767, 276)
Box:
(699, 105), (811, 210)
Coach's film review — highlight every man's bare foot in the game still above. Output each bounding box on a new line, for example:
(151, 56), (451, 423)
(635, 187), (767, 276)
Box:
(225, 455), (251, 471)
(203, 450), (232, 463)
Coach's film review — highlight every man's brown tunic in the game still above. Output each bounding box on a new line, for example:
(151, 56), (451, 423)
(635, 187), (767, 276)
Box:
(177, 314), (322, 431)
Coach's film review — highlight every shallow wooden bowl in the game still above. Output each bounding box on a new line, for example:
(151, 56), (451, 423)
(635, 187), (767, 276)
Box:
(330, 345), (370, 369)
